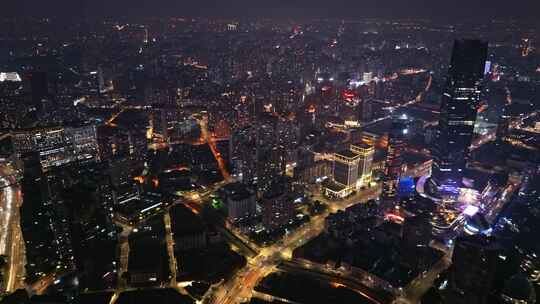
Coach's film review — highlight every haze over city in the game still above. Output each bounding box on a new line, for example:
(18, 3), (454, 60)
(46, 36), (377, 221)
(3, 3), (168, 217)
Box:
(0, 1), (539, 304)
(4, 0), (540, 19)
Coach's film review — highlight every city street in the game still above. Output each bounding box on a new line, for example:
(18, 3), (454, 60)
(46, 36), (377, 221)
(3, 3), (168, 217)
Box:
(395, 256), (451, 304)
(0, 11), (537, 304)
(164, 211), (178, 286)
(0, 162), (25, 293)
(117, 226), (132, 290)
(205, 185), (382, 304)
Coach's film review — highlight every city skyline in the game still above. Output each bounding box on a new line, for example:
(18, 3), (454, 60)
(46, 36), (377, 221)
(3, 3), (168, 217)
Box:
(0, 12), (539, 304)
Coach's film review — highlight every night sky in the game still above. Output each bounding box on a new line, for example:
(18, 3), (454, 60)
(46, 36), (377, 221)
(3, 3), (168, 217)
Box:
(4, 0), (540, 20)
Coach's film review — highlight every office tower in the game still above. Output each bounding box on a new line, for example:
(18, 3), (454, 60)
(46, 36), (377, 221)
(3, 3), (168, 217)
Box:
(333, 149), (360, 189)
(359, 99), (373, 123)
(230, 126), (257, 183)
(325, 143), (374, 198)
(127, 66), (147, 102)
(29, 71), (50, 112)
(262, 178), (294, 231)
(223, 183), (257, 222)
(230, 113), (285, 194)
(444, 235), (501, 304)
(351, 143), (374, 188)
(59, 163), (118, 290)
(340, 90), (360, 126)
(431, 40), (488, 194)
(276, 118), (300, 166)
(19, 153), (73, 283)
(20, 158), (118, 288)
(256, 114), (286, 194)
(382, 118), (407, 205)
(127, 129), (148, 161)
(257, 144), (286, 193)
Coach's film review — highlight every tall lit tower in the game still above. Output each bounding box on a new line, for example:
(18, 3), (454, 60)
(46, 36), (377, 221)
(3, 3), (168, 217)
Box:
(351, 143), (374, 188)
(255, 113), (286, 194)
(382, 117), (407, 206)
(431, 40), (488, 194)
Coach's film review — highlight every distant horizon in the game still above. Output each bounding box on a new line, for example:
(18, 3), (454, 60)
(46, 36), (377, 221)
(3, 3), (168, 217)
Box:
(3, 0), (540, 23)
(1, 15), (539, 27)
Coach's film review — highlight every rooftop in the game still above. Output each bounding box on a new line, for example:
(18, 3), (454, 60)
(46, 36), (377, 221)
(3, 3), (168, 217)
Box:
(335, 149), (359, 159)
(322, 179), (348, 192)
(223, 182), (254, 201)
(116, 289), (194, 304)
(170, 204), (206, 235)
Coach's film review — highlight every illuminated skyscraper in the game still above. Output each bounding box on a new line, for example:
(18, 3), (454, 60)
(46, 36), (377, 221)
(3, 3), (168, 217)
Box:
(333, 150), (360, 188)
(431, 40), (488, 193)
(323, 149), (360, 198)
(255, 114), (286, 193)
(230, 113), (285, 194)
(382, 117), (407, 205)
(262, 178), (294, 231)
(351, 143), (374, 188)
(230, 126), (257, 182)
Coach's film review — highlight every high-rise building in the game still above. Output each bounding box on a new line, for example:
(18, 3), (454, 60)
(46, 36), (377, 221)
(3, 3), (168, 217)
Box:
(324, 143), (373, 198)
(230, 113), (286, 194)
(444, 235), (502, 304)
(57, 163), (118, 290)
(29, 71), (50, 113)
(229, 126), (257, 183)
(127, 129), (148, 161)
(333, 149), (360, 189)
(431, 40), (488, 194)
(351, 143), (374, 188)
(257, 144), (286, 193)
(223, 183), (257, 221)
(382, 117), (407, 206)
(359, 99), (373, 123)
(262, 178), (294, 231)
(19, 153), (74, 283)
(256, 114), (286, 193)
(323, 149), (361, 198)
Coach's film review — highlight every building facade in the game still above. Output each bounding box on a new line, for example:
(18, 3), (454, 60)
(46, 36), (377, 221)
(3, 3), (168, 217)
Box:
(431, 40), (488, 194)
